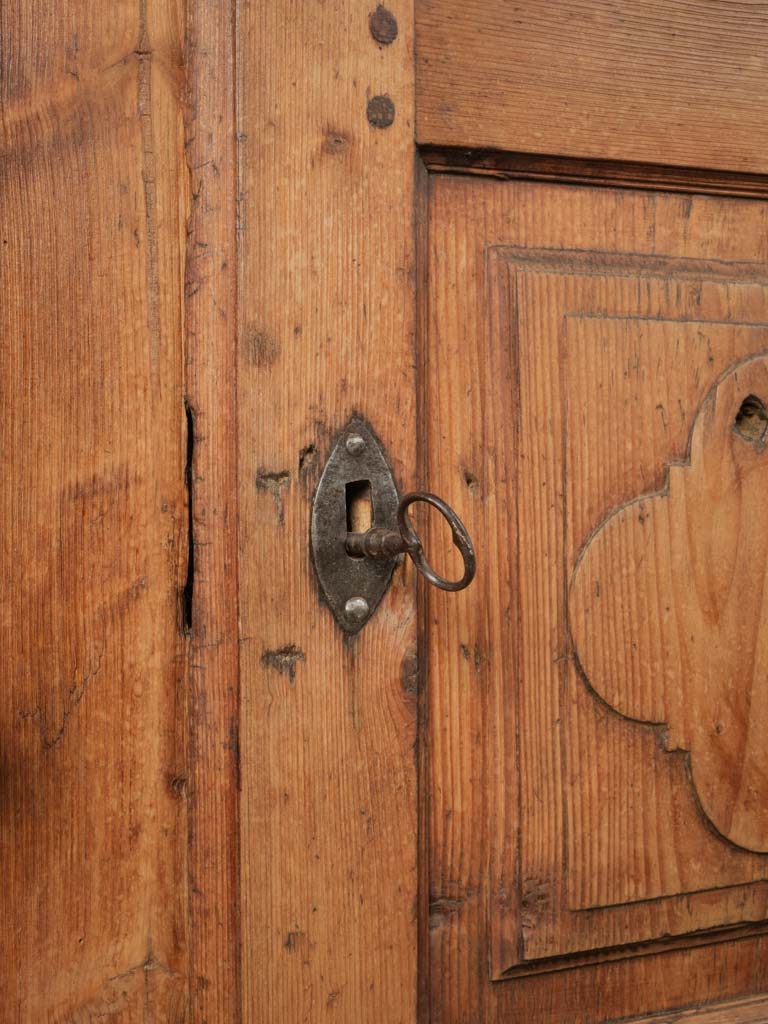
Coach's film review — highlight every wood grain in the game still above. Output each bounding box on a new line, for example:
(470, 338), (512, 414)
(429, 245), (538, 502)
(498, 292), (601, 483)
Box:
(571, 354), (768, 853)
(0, 1), (188, 1018)
(183, 0), (240, 1019)
(236, 2), (419, 1022)
(416, 0), (768, 174)
(420, 147), (768, 201)
(619, 992), (768, 1023)
(425, 175), (768, 1023)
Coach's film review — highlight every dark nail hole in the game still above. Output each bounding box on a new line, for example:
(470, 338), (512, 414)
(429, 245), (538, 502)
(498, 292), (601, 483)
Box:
(734, 394), (768, 447)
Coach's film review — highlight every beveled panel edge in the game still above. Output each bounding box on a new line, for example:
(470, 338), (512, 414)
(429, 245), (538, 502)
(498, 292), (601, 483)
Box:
(486, 244), (768, 979)
(422, 147), (768, 201)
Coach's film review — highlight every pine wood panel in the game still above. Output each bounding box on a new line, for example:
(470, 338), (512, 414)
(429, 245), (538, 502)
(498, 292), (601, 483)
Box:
(621, 992), (768, 1024)
(416, 0), (768, 174)
(0, 2), (188, 1019)
(491, 255), (768, 967)
(236, 3), (419, 1022)
(183, 0), (240, 1019)
(571, 354), (768, 855)
(425, 175), (768, 1023)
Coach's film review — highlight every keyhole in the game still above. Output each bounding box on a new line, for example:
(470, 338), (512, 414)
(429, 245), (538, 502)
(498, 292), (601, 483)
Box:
(734, 394), (768, 447)
(346, 480), (373, 552)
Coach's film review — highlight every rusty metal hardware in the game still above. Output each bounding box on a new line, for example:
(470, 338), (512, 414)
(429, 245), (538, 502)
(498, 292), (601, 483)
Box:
(311, 415), (476, 634)
(345, 492), (476, 593)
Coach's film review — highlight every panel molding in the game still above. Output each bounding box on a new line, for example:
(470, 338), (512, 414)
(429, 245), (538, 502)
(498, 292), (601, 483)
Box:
(487, 244), (768, 978)
(427, 127), (768, 1024)
(421, 147), (768, 201)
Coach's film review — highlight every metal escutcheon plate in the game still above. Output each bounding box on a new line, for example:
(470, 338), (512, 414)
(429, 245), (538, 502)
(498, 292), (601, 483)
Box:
(310, 416), (400, 634)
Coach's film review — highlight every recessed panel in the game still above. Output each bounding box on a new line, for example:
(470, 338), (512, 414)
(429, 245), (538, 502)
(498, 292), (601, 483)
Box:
(426, 176), (768, 1021)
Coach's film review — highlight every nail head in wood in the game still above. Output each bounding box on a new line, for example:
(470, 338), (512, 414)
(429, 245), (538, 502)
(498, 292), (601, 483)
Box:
(367, 94), (395, 129)
(369, 5), (398, 45)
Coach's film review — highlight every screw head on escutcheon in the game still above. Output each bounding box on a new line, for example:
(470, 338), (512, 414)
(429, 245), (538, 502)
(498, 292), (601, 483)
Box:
(344, 596), (370, 622)
(345, 433), (366, 455)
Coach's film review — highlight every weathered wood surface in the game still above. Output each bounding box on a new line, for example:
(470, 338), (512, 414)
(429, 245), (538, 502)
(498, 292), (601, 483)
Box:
(620, 992), (768, 1024)
(183, 0), (240, 1018)
(425, 174), (768, 1023)
(420, 147), (768, 202)
(10, 3), (768, 1022)
(0, 1), (188, 1018)
(236, 2), (419, 1022)
(416, 0), (768, 174)
(572, 355), (768, 854)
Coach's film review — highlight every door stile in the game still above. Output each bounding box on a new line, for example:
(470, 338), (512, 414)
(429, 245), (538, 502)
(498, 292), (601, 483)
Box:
(237, 2), (420, 1020)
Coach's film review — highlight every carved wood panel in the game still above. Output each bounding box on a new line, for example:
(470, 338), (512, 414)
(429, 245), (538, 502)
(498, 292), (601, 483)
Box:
(489, 247), (768, 975)
(426, 179), (768, 1019)
(571, 354), (768, 855)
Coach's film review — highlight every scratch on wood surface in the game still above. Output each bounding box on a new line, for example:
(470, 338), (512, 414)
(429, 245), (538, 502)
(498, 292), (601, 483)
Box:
(261, 644), (305, 684)
(109, 953), (175, 982)
(428, 891), (474, 930)
(243, 325), (279, 367)
(298, 443), (318, 481)
(400, 646), (419, 696)
(20, 640), (106, 751)
(255, 468), (290, 524)
(282, 930), (305, 952)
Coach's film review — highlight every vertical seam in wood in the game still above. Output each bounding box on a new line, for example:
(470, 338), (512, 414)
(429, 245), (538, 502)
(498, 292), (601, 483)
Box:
(183, 0), (242, 1015)
(231, 0), (243, 1016)
(415, 154), (432, 1024)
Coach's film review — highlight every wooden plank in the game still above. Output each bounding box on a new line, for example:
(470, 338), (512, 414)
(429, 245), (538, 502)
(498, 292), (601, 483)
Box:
(183, 0), (240, 1020)
(237, 3), (419, 1022)
(619, 993), (768, 1024)
(0, 2), (188, 1019)
(425, 174), (768, 1023)
(416, 0), (768, 174)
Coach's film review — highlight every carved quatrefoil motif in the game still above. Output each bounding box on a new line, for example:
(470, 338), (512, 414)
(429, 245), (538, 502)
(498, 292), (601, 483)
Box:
(570, 354), (768, 853)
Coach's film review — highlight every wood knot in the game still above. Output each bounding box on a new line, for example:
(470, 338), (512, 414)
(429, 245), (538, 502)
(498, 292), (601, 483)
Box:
(734, 394), (768, 448)
(323, 130), (351, 155)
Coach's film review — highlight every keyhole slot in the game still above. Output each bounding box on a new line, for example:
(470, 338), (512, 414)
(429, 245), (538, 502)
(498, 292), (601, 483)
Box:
(346, 480), (373, 551)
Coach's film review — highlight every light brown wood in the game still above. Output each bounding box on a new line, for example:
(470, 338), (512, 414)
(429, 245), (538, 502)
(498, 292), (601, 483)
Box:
(183, 0), (241, 1019)
(622, 992), (768, 1023)
(416, 0), (768, 174)
(425, 175), (768, 1023)
(236, 3), (419, 1022)
(0, 1), (188, 1018)
(10, 5), (768, 1022)
(571, 355), (768, 853)
(420, 147), (768, 201)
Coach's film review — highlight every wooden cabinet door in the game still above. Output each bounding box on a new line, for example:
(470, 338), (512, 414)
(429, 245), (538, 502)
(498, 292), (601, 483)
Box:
(424, 177), (768, 1023)
(6, 2), (768, 1022)
(416, 4), (768, 1021)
